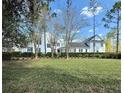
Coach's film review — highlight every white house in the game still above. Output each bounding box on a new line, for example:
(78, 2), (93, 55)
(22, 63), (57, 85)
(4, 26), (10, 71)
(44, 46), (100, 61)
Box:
(61, 34), (105, 53)
(5, 33), (105, 53)
(20, 32), (62, 53)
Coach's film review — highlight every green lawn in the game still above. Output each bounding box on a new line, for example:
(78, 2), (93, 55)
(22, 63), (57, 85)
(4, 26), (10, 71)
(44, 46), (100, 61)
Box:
(3, 58), (121, 93)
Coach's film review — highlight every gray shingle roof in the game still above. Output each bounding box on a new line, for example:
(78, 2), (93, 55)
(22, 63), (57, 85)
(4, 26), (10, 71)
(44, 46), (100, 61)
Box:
(69, 42), (89, 48)
(59, 35), (104, 49)
(69, 34), (104, 48)
(83, 34), (104, 43)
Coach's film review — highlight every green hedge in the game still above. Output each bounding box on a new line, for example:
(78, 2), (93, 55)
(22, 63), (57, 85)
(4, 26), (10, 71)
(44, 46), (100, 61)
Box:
(2, 52), (12, 60)
(58, 53), (120, 59)
(38, 52), (121, 59)
(45, 52), (58, 58)
(11, 52), (21, 57)
(2, 52), (35, 60)
(2, 52), (121, 60)
(21, 52), (35, 57)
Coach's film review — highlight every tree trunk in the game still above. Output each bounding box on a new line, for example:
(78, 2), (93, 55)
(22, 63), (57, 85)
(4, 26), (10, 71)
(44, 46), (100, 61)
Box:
(51, 46), (54, 58)
(44, 26), (47, 54)
(116, 10), (120, 53)
(66, 47), (69, 59)
(93, 14), (96, 53)
(65, 0), (72, 59)
(65, 31), (69, 59)
(34, 42), (38, 59)
(66, 40), (69, 59)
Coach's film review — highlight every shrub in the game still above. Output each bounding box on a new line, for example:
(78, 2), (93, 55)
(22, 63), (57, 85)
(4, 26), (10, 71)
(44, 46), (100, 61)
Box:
(21, 52), (35, 57)
(2, 52), (12, 60)
(38, 52), (44, 57)
(59, 52), (121, 59)
(45, 52), (58, 58)
(2, 52), (121, 60)
(11, 52), (21, 57)
(45, 52), (51, 57)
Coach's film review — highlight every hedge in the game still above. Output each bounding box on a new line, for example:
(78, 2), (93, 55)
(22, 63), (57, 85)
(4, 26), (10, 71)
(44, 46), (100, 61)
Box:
(59, 53), (121, 59)
(2, 52), (12, 60)
(21, 52), (35, 57)
(2, 52), (35, 60)
(2, 52), (121, 60)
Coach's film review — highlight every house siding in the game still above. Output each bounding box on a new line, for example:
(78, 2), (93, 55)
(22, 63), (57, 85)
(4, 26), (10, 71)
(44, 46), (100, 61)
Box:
(9, 34), (105, 53)
(89, 41), (105, 52)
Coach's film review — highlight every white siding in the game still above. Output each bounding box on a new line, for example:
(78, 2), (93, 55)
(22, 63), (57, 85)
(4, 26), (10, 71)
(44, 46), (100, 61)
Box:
(12, 34), (105, 53)
(89, 42), (105, 52)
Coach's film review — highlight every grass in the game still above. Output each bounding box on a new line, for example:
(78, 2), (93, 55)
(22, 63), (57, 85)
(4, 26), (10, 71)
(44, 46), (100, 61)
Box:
(3, 58), (121, 93)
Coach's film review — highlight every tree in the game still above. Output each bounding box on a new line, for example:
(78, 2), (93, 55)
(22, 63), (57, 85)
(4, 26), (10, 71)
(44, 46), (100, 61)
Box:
(105, 28), (121, 52)
(25, 0), (41, 59)
(88, 0), (101, 53)
(36, 0), (55, 55)
(2, 0), (28, 51)
(64, 0), (71, 59)
(48, 32), (58, 58)
(26, 0), (54, 59)
(103, 1), (121, 53)
(105, 30), (115, 52)
(39, 4), (50, 55)
(52, 0), (87, 59)
(63, 0), (88, 59)
(80, 0), (102, 53)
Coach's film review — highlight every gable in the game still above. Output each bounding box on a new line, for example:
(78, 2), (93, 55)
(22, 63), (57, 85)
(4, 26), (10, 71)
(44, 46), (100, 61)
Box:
(90, 35), (103, 41)
(82, 35), (105, 45)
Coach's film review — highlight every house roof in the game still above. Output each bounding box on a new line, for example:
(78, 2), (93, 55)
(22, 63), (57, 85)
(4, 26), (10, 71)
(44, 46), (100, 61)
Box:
(69, 42), (89, 48)
(59, 35), (104, 49)
(83, 34), (104, 43)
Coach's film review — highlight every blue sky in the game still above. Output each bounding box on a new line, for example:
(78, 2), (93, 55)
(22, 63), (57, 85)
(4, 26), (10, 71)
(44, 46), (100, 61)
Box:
(50, 0), (118, 40)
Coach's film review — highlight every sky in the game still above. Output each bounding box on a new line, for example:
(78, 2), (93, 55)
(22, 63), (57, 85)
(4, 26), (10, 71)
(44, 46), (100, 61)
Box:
(50, 0), (119, 40)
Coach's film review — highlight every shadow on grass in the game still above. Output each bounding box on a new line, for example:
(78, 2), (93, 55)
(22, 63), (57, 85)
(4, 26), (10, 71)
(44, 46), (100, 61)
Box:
(3, 65), (120, 93)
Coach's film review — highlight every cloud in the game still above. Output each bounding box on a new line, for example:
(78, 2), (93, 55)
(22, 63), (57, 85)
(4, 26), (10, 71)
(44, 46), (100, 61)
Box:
(80, 7), (93, 17)
(95, 6), (103, 15)
(89, 29), (93, 32)
(53, 9), (62, 14)
(76, 30), (80, 33)
(99, 34), (102, 36)
(89, 28), (98, 32)
(72, 30), (80, 33)
(80, 6), (103, 17)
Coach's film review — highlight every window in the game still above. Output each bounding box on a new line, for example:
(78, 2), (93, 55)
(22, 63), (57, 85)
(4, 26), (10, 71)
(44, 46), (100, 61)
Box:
(57, 43), (60, 46)
(74, 48), (76, 53)
(57, 49), (60, 53)
(47, 44), (51, 48)
(101, 42), (103, 47)
(81, 49), (83, 52)
(39, 48), (41, 52)
(39, 38), (42, 45)
(27, 47), (33, 52)
(79, 49), (83, 53)
(85, 49), (87, 53)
